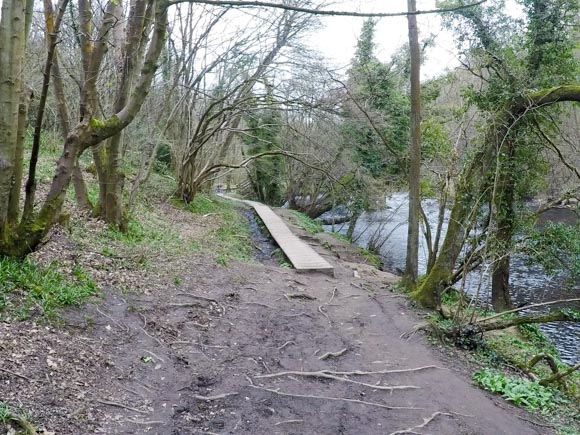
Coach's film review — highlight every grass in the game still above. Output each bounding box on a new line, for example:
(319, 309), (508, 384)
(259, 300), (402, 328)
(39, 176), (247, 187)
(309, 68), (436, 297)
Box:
(289, 210), (323, 234)
(0, 402), (36, 435)
(176, 193), (252, 265)
(0, 258), (97, 321)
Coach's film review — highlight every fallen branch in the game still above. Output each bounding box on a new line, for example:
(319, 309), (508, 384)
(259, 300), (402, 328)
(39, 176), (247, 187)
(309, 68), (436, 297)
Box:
(476, 309), (578, 332)
(248, 385), (421, 410)
(476, 298), (580, 323)
(388, 411), (453, 435)
(0, 367), (34, 382)
(192, 392), (239, 401)
(318, 348), (348, 360)
(254, 370), (419, 391)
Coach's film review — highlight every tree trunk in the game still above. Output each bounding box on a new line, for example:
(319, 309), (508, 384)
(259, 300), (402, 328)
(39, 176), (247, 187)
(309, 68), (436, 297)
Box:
(404, 0), (422, 285)
(7, 92), (31, 224)
(0, 0), (26, 235)
(413, 86), (580, 308)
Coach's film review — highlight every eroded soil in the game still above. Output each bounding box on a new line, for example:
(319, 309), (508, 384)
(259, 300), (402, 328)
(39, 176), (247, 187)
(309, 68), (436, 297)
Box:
(1, 204), (549, 434)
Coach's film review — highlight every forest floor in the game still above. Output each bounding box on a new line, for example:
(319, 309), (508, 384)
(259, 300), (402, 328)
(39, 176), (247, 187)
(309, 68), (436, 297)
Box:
(0, 187), (567, 434)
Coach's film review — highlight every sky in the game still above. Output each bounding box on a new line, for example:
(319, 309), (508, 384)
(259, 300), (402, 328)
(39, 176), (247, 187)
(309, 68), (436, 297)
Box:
(308, 0), (459, 79)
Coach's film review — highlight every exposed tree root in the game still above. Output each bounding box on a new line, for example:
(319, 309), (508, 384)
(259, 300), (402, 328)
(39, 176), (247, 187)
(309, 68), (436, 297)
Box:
(318, 348), (348, 360)
(254, 369), (419, 391)
(274, 419), (304, 425)
(192, 392), (239, 401)
(387, 411), (453, 435)
(277, 340), (296, 350)
(248, 385), (421, 410)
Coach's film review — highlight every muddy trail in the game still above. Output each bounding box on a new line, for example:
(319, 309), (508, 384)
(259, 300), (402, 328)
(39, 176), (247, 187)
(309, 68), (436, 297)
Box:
(0, 206), (548, 434)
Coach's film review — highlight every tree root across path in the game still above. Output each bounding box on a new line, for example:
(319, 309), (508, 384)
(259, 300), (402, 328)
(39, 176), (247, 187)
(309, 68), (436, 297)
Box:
(387, 411), (453, 435)
(254, 369), (420, 391)
(248, 385), (421, 410)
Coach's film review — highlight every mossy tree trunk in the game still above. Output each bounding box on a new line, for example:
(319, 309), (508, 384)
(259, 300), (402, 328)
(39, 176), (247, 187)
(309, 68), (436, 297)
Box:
(0, 1), (168, 257)
(413, 86), (580, 308)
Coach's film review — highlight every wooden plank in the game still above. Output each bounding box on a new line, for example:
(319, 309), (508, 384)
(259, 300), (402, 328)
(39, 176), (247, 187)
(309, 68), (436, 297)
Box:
(220, 195), (333, 274)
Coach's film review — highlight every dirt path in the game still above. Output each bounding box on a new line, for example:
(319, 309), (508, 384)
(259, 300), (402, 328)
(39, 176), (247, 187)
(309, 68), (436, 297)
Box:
(0, 207), (548, 434)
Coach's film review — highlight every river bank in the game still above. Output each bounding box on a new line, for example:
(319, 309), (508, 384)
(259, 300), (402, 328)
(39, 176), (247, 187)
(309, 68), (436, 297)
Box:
(320, 192), (579, 365)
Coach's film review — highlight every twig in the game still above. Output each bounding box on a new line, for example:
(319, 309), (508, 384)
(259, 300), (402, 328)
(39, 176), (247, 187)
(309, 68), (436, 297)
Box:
(254, 370), (419, 391)
(274, 419), (304, 426)
(193, 392), (239, 401)
(248, 385), (420, 410)
(138, 326), (164, 347)
(318, 348), (348, 360)
(96, 399), (148, 414)
(388, 411), (452, 435)
(277, 340), (296, 350)
(284, 293), (316, 301)
(317, 287), (338, 323)
(0, 367), (34, 382)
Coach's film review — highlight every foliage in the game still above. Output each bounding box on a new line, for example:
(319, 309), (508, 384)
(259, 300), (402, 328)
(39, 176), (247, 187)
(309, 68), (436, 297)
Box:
(243, 90), (285, 206)
(289, 210), (323, 234)
(0, 258), (97, 320)
(473, 369), (556, 411)
(523, 222), (580, 281)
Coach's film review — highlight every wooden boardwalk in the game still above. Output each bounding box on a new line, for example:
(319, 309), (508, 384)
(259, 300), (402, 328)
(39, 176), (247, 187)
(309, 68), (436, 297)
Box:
(220, 195), (334, 274)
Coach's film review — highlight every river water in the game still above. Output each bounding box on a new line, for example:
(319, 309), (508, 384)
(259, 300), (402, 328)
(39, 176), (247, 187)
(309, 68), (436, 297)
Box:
(322, 193), (579, 364)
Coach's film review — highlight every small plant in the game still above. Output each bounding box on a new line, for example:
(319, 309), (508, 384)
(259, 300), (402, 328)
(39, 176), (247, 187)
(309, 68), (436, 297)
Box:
(473, 369), (556, 411)
(0, 402), (36, 435)
(0, 258), (97, 320)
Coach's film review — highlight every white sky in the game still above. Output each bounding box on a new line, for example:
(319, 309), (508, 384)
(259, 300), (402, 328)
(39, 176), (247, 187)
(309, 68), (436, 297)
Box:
(308, 0), (459, 79)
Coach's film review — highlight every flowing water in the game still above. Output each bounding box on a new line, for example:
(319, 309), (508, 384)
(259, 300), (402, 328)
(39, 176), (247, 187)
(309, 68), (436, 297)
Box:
(322, 193), (579, 364)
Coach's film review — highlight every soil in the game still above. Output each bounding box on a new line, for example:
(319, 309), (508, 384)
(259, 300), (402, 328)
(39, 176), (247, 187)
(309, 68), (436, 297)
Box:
(0, 203), (552, 435)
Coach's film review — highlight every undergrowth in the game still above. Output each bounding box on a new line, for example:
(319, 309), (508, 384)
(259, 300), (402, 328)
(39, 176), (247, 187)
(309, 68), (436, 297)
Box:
(0, 402), (36, 435)
(429, 299), (580, 434)
(473, 369), (557, 411)
(0, 258), (97, 321)
(289, 210), (323, 234)
(176, 194), (252, 265)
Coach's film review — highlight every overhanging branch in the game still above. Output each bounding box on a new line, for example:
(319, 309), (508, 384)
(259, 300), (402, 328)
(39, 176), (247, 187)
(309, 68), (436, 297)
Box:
(168, 0), (488, 18)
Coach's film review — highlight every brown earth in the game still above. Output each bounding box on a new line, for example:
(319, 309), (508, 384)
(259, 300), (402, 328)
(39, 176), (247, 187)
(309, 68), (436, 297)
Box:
(0, 203), (551, 435)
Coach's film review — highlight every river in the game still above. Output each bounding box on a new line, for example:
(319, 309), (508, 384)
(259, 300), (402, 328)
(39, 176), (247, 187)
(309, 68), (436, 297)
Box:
(322, 192), (579, 364)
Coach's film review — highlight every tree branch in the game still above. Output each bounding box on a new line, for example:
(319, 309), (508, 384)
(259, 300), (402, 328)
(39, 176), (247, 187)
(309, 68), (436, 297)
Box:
(170, 0), (488, 18)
